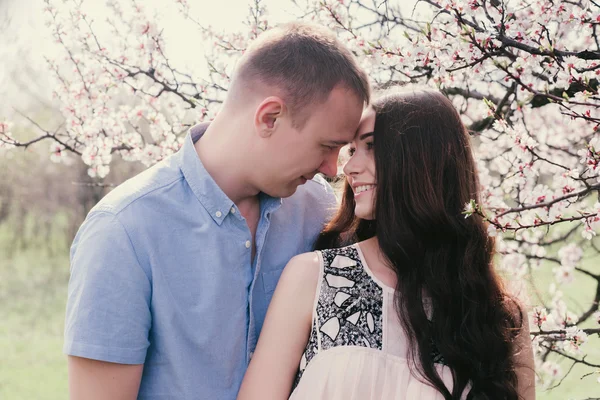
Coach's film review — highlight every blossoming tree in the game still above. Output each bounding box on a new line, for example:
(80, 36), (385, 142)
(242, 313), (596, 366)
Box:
(1, 0), (599, 392)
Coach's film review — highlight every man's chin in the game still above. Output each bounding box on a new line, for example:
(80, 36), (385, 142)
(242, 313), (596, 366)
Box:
(263, 185), (299, 199)
(281, 186), (299, 198)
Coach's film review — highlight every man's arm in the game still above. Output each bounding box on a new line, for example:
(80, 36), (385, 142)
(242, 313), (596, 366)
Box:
(65, 211), (152, 399)
(68, 357), (143, 400)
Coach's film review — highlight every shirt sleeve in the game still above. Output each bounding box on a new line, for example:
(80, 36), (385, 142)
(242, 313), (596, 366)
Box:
(63, 210), (151, 365)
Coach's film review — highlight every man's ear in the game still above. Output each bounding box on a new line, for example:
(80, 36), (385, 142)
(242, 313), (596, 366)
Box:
(254, 96), (286, 138)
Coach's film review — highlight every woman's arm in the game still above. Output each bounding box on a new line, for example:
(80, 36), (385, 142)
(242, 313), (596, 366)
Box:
(513, 305), (536, 400)
(237, 252), (321, 400)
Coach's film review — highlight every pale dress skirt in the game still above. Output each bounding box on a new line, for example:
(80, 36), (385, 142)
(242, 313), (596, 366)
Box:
(290, 345), (459, 400)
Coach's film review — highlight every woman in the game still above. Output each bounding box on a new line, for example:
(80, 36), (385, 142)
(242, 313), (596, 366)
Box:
(237, 90), (536, 400)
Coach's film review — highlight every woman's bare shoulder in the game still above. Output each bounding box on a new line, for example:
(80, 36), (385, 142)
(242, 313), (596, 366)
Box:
(278, 251), (322, 290)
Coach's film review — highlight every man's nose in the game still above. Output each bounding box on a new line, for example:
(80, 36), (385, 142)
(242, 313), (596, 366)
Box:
(318, 150), (340, 178)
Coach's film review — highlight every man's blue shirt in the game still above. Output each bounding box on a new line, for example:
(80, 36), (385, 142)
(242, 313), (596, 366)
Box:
(64, 124), (336, 399)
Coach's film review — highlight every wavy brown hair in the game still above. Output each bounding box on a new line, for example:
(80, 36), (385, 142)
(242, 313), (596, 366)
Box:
(315, 90), (524, 399)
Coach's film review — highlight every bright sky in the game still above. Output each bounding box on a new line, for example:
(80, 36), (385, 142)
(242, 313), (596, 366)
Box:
(0, 0), (415, 117)
(0, 0), (295, 115)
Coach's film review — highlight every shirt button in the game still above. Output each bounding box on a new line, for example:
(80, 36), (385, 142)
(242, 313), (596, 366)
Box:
(245, 240), (251, 249)
(215, 211), (222, 218)
(231, 207), (236, 214)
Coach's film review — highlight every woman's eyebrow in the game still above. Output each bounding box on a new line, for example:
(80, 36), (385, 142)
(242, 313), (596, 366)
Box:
(359, 132), (374, 141)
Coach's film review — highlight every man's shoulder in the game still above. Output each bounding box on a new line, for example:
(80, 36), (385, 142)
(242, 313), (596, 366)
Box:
(290, 174), (336, 204)
(276, 175), (338, 224)
(91, 157), (184, 217)
(306, 174), (335, 194)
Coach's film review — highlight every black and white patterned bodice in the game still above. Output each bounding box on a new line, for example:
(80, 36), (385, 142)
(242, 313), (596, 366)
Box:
(294, 245), (447, 386)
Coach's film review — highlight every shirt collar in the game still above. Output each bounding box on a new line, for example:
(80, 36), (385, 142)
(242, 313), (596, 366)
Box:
(177, 123), (234, 225)
(177, 123), (282, 225)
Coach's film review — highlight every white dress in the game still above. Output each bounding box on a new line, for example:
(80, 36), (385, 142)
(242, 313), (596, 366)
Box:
(290, 244), (464, 400)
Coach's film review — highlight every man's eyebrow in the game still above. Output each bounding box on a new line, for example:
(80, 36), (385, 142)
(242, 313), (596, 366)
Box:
(359, 132), (374, 140)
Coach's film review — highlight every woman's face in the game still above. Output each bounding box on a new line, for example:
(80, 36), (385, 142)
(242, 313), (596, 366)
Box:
(343, 106), (377, 220)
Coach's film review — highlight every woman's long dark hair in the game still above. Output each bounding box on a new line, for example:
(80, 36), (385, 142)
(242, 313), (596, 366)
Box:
(315, 90), (524, 399)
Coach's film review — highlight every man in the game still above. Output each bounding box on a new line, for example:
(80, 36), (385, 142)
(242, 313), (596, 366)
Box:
(64, 22), (369, 399)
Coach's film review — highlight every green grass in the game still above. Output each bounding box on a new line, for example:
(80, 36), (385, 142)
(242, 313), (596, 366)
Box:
(529, 246), (600, 400)
(0, 215), (599, 399)
(0, 215), (71, 400)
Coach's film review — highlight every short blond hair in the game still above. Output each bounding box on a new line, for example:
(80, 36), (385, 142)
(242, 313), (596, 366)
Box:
(233, 22), (370, 125)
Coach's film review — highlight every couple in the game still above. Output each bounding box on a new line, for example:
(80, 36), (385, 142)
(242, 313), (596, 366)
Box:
(64, 22), (535, 400)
